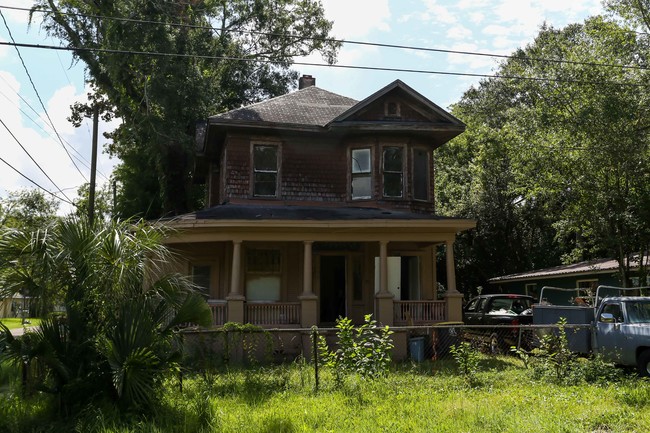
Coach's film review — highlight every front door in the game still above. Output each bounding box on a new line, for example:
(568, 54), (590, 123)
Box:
(320, 255), (346, 323)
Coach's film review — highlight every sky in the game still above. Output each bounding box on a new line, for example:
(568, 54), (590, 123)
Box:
(0, 0), (605, 215)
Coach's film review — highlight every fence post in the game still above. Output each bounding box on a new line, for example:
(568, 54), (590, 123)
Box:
(312, 326), (319, 392)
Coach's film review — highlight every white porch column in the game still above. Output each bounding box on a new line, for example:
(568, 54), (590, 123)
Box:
(299, 241), (318, 327)
(376, 240), (394, 326)
(227, 240), (245, 323)
(445, 239), (463, 322)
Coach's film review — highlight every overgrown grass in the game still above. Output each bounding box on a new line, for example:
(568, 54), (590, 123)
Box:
(0, 317), (41, 330)
(2, 356), (650, 432)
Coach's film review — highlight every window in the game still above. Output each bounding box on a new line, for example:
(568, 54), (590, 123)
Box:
(192, 265), (211, 298)
(245, 249), (281, 301)
(351, 148), (371, 199)
(253, 144), (278, 197)
(525, 283), (538, 299)
(600, 303), (623, 323)
(385, 101), (401, 117)
(413, 149), (429, 200)
(383, 147), (403, 198)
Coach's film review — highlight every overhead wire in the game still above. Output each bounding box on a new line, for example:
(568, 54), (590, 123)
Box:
(0, 40), (645, 89)
(0, 85), (109, 181)
(0, 116), (74, 204)
(9, 4), (650, 73)
(0, 155), (75, 205)
(0, 8), (88, 182)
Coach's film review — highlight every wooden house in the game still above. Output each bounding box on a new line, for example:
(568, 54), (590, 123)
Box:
(164, 76), (475, 331)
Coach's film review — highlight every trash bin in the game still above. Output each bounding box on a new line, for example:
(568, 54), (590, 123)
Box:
(409, 336), (425, 362)
(434, 322), (462, 358)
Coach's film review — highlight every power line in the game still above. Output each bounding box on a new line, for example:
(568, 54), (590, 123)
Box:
(0, 155), (74, 205)
(0, 87), (109, 182)
(0, 40), (646, 89)
(0, 8), (88, 182)
(0, 117), (74, 204)
(11, 4), (650, 73)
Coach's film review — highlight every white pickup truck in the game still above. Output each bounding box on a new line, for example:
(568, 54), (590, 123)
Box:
(533, 286), (650, 376)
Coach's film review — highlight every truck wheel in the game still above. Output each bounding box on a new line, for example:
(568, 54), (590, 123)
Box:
(637, 350), (650, 377)
(489, 333), (501, 355)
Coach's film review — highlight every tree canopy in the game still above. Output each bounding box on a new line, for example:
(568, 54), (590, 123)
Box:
(31, 0), (340, 218)
(438, 15), (650, 292)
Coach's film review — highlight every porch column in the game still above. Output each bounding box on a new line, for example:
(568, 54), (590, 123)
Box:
(226, 240), (245, 323)
(299, 241), (318, 327)
(376, 240), (394, 326)
(445, 239), (463, 322)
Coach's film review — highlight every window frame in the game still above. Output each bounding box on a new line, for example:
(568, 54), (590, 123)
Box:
(251, 142), (281, 198)
(350, 147), (373, 200)
(382, 145), (405, 198)
(191, 264), (213, 299)
(244, 248), (283, 302)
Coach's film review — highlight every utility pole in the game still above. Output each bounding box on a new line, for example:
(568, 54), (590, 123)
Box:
(88, 104), (99, 225)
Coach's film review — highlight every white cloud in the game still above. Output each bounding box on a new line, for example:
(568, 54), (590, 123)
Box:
(446, 24), (472, 40)
(421, 0), (457, 25)
(321, 0), (391, 38)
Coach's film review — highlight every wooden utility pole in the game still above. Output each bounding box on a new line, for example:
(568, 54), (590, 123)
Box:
(88, 104), (99, 225)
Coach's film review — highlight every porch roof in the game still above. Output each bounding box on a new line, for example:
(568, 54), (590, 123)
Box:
(163, 203), (476, 243)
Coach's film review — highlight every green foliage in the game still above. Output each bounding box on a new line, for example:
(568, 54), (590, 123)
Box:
(0, 217), (212, 413)
(439, 15), (650, 291)
(31, 0), (340, 218)
(449, 341), (480, 383)
(527, 318), (577, 382)
(318, 315), (393, 383)
(0, 189), (59, 231)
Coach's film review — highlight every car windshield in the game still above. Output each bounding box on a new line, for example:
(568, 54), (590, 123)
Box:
(488, 298), (532, 315)
(626, 301), (650, 324)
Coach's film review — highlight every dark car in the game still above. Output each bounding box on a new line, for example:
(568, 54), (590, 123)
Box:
(463, 294), (536, 353)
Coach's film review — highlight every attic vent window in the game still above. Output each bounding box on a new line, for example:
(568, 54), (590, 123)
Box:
(385, 101), (401, 118)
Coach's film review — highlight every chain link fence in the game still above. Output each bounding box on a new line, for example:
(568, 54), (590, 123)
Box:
(180, 323), (595, 370)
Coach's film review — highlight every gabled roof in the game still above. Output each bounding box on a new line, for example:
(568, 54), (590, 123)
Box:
(330, 79), (465, 127)
(209, 86), (357, 128)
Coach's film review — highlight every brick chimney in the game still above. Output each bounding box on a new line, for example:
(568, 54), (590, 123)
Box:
(299, 74), (316, 89)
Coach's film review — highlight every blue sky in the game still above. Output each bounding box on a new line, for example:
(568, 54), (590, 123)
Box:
(0, 0), (604, 214)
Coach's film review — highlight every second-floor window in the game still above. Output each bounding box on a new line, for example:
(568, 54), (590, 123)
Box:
(383, 147), (403, 198)
(413, 149), (429, 201)
(351, 148), (371, 199)
(253, 144), (278, 197)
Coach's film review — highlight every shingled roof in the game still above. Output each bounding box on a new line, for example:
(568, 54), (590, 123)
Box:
(209, 86), (358, 127)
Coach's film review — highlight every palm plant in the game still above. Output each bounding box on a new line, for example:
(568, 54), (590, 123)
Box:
(0, 217), (211, 413)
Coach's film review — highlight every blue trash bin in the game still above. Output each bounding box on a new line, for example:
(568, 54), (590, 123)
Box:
(409, 336), (425, 362)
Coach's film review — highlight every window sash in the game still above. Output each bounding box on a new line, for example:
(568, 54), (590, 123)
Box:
(253, 145), (278, 196)
(351, 148), (372, 199)
(383, 147), (403, 198)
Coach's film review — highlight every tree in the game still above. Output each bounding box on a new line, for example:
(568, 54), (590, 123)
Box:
(0, 217), (212, 412)
(31, 0), (340, 219)
(0, 188), (59, 231)
(438, 16), (650, 291)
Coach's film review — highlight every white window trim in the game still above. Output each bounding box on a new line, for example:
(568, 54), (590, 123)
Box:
(251, 141), (281, 198)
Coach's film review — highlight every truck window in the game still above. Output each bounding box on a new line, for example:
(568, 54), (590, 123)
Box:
(626, 301), (650, 324)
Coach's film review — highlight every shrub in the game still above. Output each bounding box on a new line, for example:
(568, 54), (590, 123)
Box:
(318, 314), (393, 382)
(449, 341), (480, 383)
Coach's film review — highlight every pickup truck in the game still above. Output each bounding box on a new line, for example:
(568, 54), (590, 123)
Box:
(463, 294), (536, 353)
(533, 286), (650, 376)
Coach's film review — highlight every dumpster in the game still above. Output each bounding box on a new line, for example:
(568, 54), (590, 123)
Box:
(409, 336), (425, 362)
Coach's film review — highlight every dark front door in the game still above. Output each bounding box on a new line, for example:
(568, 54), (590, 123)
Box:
(320, 255), (346, 323)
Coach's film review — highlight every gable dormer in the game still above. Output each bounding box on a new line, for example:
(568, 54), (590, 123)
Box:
(329, 80), (465, 148)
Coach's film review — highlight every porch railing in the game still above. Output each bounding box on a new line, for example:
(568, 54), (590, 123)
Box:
(245, 302), (301, 326)
(208, 300), (227, 326)
(393, 300), (447, 325)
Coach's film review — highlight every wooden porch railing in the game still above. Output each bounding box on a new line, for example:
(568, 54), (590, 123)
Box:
(245, 302), (301, 326)
(208, 300), (227, 326)
(393, 300), (447, 325)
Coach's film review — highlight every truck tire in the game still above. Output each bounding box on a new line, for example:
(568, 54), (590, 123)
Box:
(637, 349), (650, 377)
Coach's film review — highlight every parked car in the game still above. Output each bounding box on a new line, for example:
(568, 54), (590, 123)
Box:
(463, 294), (536, 353)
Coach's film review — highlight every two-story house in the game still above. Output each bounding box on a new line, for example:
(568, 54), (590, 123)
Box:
(164, 76), (475, 332)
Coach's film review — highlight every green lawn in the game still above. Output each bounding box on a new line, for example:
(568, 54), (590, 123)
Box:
(3, 356), (650, 432)
(0, 317), (41, 330)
